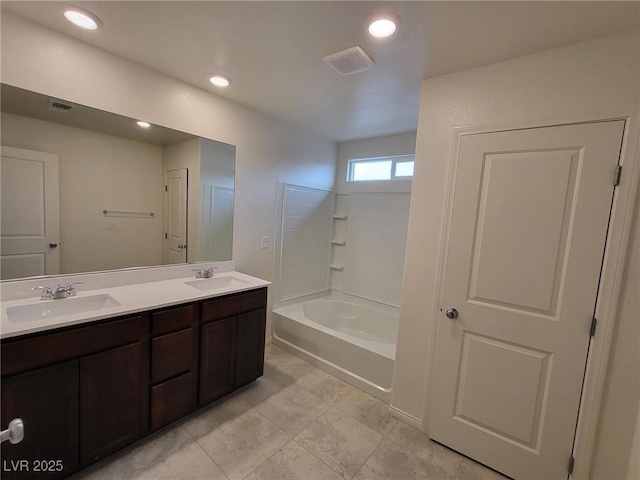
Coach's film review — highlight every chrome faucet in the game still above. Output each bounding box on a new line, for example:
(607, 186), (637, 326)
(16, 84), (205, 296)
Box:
(32, 282), (83, 300)
(193, 266), (217, 279)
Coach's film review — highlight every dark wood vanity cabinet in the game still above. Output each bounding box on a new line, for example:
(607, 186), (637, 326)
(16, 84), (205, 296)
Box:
(199, 288), (267, 406)
(149, 304), (199, 431)
(1, 314), (149, 477)
(0, 286), (267, 480)
(79, 341), (148, 465)
(1, 361), (79, 480)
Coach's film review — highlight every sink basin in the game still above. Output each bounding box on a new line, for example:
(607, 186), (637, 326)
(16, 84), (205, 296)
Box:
(185, 275), (250, 292)
(6, 294), (121, 324)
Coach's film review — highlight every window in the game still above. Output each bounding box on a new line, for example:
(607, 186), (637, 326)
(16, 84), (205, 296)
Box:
(347, 155), (415, 182)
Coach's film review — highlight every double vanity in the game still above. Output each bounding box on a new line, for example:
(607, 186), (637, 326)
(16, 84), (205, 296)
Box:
(0, 269), (269, 480)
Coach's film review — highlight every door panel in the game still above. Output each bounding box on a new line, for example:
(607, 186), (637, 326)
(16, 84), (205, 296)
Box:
(165, 168), (188, 264)
(1, 146), (59, 279)
(429, 121), (625, 479)
(199, 317), (236, 406)
(79, 342), (147, 465)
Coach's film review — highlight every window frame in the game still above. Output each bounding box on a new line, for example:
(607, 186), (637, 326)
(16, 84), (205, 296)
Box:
(347, 154), (415, 183)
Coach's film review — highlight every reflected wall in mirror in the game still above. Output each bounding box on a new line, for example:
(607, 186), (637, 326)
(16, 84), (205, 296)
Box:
(0, 84), (236, 280)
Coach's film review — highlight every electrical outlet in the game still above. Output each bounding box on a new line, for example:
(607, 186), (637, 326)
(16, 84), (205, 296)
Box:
(261, 236), (269, 249)
(106, 221), (117, 230)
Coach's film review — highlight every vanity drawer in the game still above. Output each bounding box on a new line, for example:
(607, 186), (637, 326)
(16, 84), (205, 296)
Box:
(151, 304), (197, 336)
(201, 288), (267, 323)
(150, 372), (196, 431)
(151, 329), (194, 383)
(1, 315), (148, 377)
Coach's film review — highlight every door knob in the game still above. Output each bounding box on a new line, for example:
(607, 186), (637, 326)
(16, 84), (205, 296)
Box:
(1, 418), (24, 444)
(445, 308), (459, 320)
(49, 242), (58, 248)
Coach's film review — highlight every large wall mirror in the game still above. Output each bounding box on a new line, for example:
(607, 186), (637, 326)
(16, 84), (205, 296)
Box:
(0, 84), (236, 281)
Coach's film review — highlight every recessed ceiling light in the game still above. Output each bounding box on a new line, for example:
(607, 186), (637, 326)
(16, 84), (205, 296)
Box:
(367, 13), (400, 38)
(64, 8), (102, 30)
(137, 121), (151, 128)
(209, 75), (231, 88)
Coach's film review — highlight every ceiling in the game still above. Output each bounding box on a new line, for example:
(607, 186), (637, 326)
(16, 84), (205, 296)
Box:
(2, 1), (638, 142)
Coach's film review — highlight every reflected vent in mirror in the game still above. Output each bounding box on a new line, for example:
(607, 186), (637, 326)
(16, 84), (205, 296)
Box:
(47, 100), (74, 113)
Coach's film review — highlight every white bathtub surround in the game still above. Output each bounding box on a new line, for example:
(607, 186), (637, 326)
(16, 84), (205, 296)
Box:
(343, 193), (410, 307)
(278, 184), (334, 301)
(273, 292), (398, 402)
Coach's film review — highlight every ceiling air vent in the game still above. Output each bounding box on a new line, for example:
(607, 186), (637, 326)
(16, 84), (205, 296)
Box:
(47, 100), (74, 113)
(324, 46), (374, 75)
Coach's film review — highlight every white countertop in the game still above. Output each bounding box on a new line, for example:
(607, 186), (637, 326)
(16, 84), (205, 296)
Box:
(1, 271), (270, 340)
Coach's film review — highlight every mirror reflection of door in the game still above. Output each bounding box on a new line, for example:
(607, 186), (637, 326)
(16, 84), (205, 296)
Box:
(0, 146), (60, 279)
(165, 168), (188, 264)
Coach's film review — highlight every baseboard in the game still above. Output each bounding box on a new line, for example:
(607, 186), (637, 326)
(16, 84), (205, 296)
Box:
(389, 405), (423, 430)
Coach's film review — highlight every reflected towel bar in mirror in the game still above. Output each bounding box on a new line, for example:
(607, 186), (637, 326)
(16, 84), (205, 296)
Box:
(103, 209), (155, 217)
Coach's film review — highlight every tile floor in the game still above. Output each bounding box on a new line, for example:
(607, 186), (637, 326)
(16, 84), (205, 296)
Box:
(72, 345), (506, 480)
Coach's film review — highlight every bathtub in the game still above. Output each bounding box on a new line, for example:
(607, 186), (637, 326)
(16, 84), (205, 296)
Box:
(272, 292), (398, 402)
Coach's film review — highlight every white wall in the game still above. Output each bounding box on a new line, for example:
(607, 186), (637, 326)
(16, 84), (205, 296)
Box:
(392, 30), (639, 478)
(336, 131), (416, 195)
(1, 12), (337, 333)
(1, 112), (163, 273)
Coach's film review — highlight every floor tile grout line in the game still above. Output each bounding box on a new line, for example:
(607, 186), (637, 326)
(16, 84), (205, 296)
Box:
(292, 434), (348, 480)
(190, 438), (231, 480)
(238, 437), (299, 480)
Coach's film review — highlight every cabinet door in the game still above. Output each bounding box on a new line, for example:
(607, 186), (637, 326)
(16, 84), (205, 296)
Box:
(79, 342), (148, 465)
(235, 308), (266, 387)
(199, 318), (236, 407)
(1, 361), (79, 480)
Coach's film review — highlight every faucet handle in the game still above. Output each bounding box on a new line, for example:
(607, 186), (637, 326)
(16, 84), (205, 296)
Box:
(192, 268), (204, 278)
(65, 282), (84, 296)
(203, 266), (217, 278)
(31, 285), (54, 300)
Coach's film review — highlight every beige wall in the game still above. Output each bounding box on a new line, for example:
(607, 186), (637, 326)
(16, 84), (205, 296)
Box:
(392, 29), (639, 478)
(592, 200), (639, 479)
(1, 12), (337, 335)
(1, 112), (164, 273)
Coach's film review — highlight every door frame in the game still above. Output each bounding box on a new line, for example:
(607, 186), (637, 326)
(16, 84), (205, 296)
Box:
(423, 106), (639, 479)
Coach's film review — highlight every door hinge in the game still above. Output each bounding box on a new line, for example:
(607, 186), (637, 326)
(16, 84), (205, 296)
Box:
(164, 232), (167, 239)
(614, 165), (622, 186)
(165, 185), (168, 192)
(568, 456), (575, 475)
(590, 317), (597, 337)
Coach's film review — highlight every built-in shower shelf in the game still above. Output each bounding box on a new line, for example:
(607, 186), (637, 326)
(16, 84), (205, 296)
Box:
(329, 264), (344, 270)
(332, 215), (348, 220)
(331, 239), (346, 245)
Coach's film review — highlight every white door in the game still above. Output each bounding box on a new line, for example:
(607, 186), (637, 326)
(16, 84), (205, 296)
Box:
(428, 121), (625, 479)
(1, 146), (60, 279)
(165, 168), (188, 264)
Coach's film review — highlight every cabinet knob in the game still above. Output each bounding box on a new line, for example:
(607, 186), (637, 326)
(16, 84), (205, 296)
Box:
(1, 418), (25, 444)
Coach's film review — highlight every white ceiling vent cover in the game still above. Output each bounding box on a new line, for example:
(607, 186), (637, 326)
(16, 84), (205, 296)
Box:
(324, 46), (374, 75)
